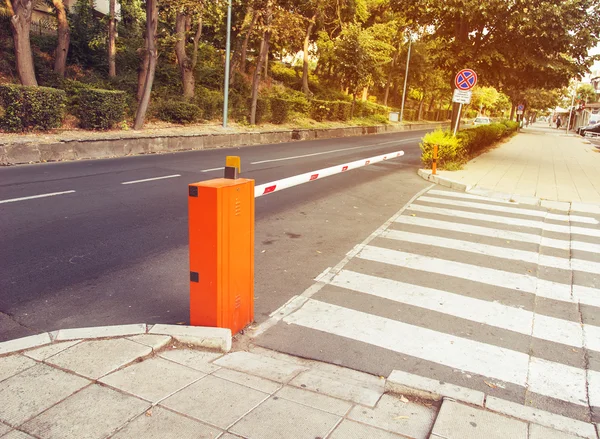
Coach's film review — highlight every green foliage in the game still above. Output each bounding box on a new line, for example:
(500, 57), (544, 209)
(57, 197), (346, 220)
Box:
(76, 89), (127, 130)
(335, 101), (352, 121)
(196, 87), (223, 121)
(0, 84), (66, 132)
(270, 97), (290, 124)
(420, 130), (462, 168)
(270, 63), (299, 87)
(424, 121), (519, 168)
(248, 97), (270, 124)
(69, 0), (106, 69)
(310, 99), (333, 122)
(155, 101), (201, 124)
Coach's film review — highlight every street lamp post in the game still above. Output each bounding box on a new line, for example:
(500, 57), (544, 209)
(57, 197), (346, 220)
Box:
(223, 0), (232, 128)
(566, 82), (577, 135)
(399, 32), (412, 123)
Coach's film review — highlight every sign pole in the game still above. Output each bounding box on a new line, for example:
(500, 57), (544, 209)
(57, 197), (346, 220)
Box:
(453, 103), (462, 136)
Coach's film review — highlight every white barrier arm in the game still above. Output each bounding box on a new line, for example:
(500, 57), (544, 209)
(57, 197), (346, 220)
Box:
(254, 150), (405, 198)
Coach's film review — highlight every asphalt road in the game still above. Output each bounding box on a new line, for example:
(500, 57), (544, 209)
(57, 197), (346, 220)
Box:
(0, 129), (431, 341)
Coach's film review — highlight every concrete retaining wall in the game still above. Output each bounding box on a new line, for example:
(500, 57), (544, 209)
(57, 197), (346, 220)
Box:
(0, 122), (447, 166)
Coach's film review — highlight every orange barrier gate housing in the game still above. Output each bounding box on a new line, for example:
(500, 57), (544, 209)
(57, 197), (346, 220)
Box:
(188, 167), (255, 334)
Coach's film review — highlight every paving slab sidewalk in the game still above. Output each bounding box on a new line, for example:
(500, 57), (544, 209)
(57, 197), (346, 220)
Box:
(432, 124), (600, 205)
(0, 327), (596, 439)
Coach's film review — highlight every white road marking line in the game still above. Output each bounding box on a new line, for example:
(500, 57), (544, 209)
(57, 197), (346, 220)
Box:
(584, 325), (600, 352)
(356, 245), (574, 303)
(407, 203), (600, 237)
(573, 285), (600, 308)
(201, 167), (224, 172)
(571, 241), (600, 254)
(0, 190), (76, 204)
(428, 189), (517, 205)
(121, 174), (181, 185)
(527, 357), (588, 406)
(394, 215), (570, 250)
(383, 229), (571, 270)
(384, 228), (600, 276)
(418, 196), (598, 225)
(330, 270), (584, 348)
(285, 299), (589, 406)
(285, 298), (530, 386)
(250, 138), (421, 165)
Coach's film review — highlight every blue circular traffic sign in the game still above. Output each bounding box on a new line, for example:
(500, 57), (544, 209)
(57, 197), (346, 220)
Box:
(455, 69), (478, 91)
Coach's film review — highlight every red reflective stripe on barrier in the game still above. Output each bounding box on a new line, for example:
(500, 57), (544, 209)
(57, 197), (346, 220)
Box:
(342, 166), (349, 172)
(263, 185), (276, 194)
(310, 174), (319, 181)
(383, 156), (387, 160)
(365, 160), (370, 165)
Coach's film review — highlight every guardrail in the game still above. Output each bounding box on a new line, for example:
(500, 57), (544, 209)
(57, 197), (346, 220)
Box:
(188, 150), (406, 334)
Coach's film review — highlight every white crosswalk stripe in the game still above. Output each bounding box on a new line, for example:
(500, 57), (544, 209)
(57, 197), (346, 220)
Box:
(259, 188), (600, 417)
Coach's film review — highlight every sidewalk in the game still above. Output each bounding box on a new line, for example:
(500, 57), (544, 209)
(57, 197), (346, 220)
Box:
(431, 124), (600, 205)
(0, 325), (596, 438)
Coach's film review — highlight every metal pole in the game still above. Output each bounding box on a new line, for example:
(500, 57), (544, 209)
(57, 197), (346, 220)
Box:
(453, 103), (462, 136)
(399, 33), (412, 123)
(223, 0), (232, 128)
(566, 82), (577, 135)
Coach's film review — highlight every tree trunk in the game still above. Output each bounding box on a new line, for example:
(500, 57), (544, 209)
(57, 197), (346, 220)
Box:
(427, 95), (435, 112)
(52, 0), (69, 77)
(191, 15), (203, 69)
(134, 0), (158, 130)
(240, 9), (259, 74)
(510, 103), (516, 121)
(175, 12), (195, 99)
(383, 42), (400, 106)
(9, 0), (37, 86)
(361, 86), (368, 101)
(350, 92), (356, 118)
(250, 33), (268, 125)
(137, 47), (149, 101)
(417, 96), (425, 121)
(302, 12), (317, 96)
(108, 0), (116, 77)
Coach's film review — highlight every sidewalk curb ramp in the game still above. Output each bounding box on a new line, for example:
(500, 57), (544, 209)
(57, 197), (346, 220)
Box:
(0, 324), (597, 438)
(0, 122), (447, 166)
(0, 323), (232, 355)
(417, 168), (600, 214)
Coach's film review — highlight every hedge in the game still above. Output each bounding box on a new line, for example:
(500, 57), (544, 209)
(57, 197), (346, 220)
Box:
(310, 99), (332, 122)
(196, 87), (223, 120)
(76, 88), (126, 129)
(270, 97), (289, 124)
(0, 84), (66, 132)
(156, 100), (200, 124)
(246, 97), (270, 124)
(421, 121), (519, 169)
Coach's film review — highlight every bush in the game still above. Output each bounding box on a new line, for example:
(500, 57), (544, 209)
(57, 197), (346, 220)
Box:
(155, 101), (201, 124)
(76, 88), (127, 129)
(196, 87), (223, 121)
(270, 97), (290, 124)
(310, 99), (333, 122)
(245, 97), (270, 124)
(0, 84), (66, 132)
(270, 63), (299, 86)
(458, 122), (518, 156)
(334, 101), (350, 121)
(285, 95), (310, 115)
(420, 129), (463, 168)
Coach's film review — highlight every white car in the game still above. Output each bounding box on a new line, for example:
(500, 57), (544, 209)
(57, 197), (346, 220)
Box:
(473, 117), (491, 126)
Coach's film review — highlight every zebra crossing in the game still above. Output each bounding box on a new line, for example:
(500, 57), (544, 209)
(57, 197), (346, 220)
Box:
(255, 187), (600, 423)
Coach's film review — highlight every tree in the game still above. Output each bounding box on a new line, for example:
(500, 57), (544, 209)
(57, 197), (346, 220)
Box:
(250, 0), (272, 125)
(6, 0), (37, 85)
(169, 0), (205, 98)
(334, 23), (393, 116)
(577, 84), (598, 103)
(134, 0), (158, 129)
(108, 0), (116, 77)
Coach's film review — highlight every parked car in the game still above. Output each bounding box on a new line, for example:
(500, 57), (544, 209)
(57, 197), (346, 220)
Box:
(577, 121), (600, 136)
(473, 117), (491, 126)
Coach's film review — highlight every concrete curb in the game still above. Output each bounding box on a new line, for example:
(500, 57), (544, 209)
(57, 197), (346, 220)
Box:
(386, 369), (598, 439)
(417, 168), (600, 213)
(0, 323), (232, 356)
(0, 122), (448, 166)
